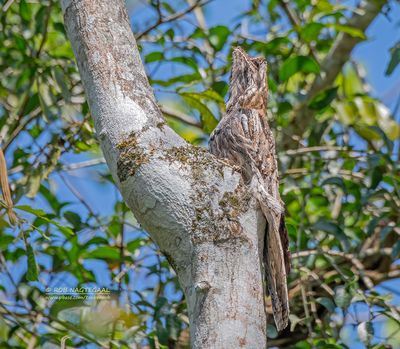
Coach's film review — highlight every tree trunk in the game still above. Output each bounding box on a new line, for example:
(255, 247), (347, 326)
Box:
(61, 0), (267, 347)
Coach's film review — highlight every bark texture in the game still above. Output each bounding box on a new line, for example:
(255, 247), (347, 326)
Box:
(61, 0), (268, 347)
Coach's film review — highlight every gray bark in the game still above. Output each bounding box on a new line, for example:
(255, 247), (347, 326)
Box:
(61, 0), (267, 348)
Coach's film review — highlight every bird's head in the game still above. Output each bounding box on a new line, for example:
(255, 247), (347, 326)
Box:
(227, 47), (268, 111)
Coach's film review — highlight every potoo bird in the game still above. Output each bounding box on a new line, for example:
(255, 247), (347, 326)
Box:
(209, 47), (290, 331)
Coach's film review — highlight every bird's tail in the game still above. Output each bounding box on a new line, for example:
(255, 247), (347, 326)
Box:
(257, 183), (290, 332)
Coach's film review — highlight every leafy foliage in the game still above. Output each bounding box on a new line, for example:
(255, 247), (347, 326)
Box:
(0, 0), (399, 348)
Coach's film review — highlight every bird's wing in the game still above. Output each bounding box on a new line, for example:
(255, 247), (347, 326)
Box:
(209, 112), (255, 180)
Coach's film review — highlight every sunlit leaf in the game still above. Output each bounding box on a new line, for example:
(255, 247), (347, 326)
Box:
(208, 25), (230, 51)
(279, 56), (320, 81)
(301, 22), (324, 42)
(328, 24), (367, 39)
(145, 51), (164, 63)
(19, 0), (32, 22)
(85, 246), (120, 260)
(180, 92), (218, 134)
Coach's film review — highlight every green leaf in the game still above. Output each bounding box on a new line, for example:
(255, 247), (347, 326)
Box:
(211, 81), (229, 97)
(169, 56), (199, 72)
(309, 87), (338, 110)
(197, 89), (225, 104)
(208, 25), (230, 51)
(14, 34), (26, 52)
(385, 42), (400, 76)
(85, 246), (120, 260)
(286, 224), (297, 239)
(35, 6), (46, 34)
(161, 2), (175, 14)
(279, 56), (320, 81)
(19, 0), (32, 22)
(301, 22), (324, 42)
(26, 243), (38, 281)
(54, 224), (74, 237)
(0, 235), (15, 251)
(321, 176), (346, 192)
(277, 101), (292, 115)
(357, 321), (374, 345)
(64, 211), (82, 229)
(53, 22), (66, 35)
(127, 239), (142, 253)
(53, 66), (71, 100)
(16, 205), (74, 236)
(180, 92), (218, 134)
(190, 27), (206, 39)
(328, 24), (366, 39)
(84, 237), (110, 248)
(24, 93), (40, 115)
(369, 166), (384, 189)
(263, 36), (291, 54)
(391, 240), (400, 259)
(316, 297), (335, 312)
(354, 124), (381, 141)
(312, 219), (350, 251)
(334, 285), (351, 309)
(145, 52), (164, 63)
(151, 72), (201, 87)
(15, 205), (47, 217)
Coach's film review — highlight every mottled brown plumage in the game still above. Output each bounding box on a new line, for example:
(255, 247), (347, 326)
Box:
(209, 47), (290, 331)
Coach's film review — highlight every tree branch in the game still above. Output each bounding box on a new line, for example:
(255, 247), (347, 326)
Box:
(277, 0), (319, 63)
(61, 1), (268, 347)
(286, 0), (387, 145)
(307, 0), (387, 100)
(161, 105), (202, 128)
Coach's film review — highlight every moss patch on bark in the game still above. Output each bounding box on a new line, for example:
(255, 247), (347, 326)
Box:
(116, 132), (149, 182)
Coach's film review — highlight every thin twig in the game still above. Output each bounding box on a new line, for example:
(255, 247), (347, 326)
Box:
(161, 105), (202, 128)
(58, 172), (105, 232)
(293, 248), (374, 289)
(277, 0), (319, 63)
(136, 0), (213, 40)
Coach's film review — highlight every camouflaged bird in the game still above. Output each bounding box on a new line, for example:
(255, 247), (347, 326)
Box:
(209, 47), (290, 331)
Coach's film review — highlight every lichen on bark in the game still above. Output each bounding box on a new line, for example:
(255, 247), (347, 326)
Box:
(116, 132), (150, 182)
(163, 145), (227, 180)
(190, 176), (253, 245)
